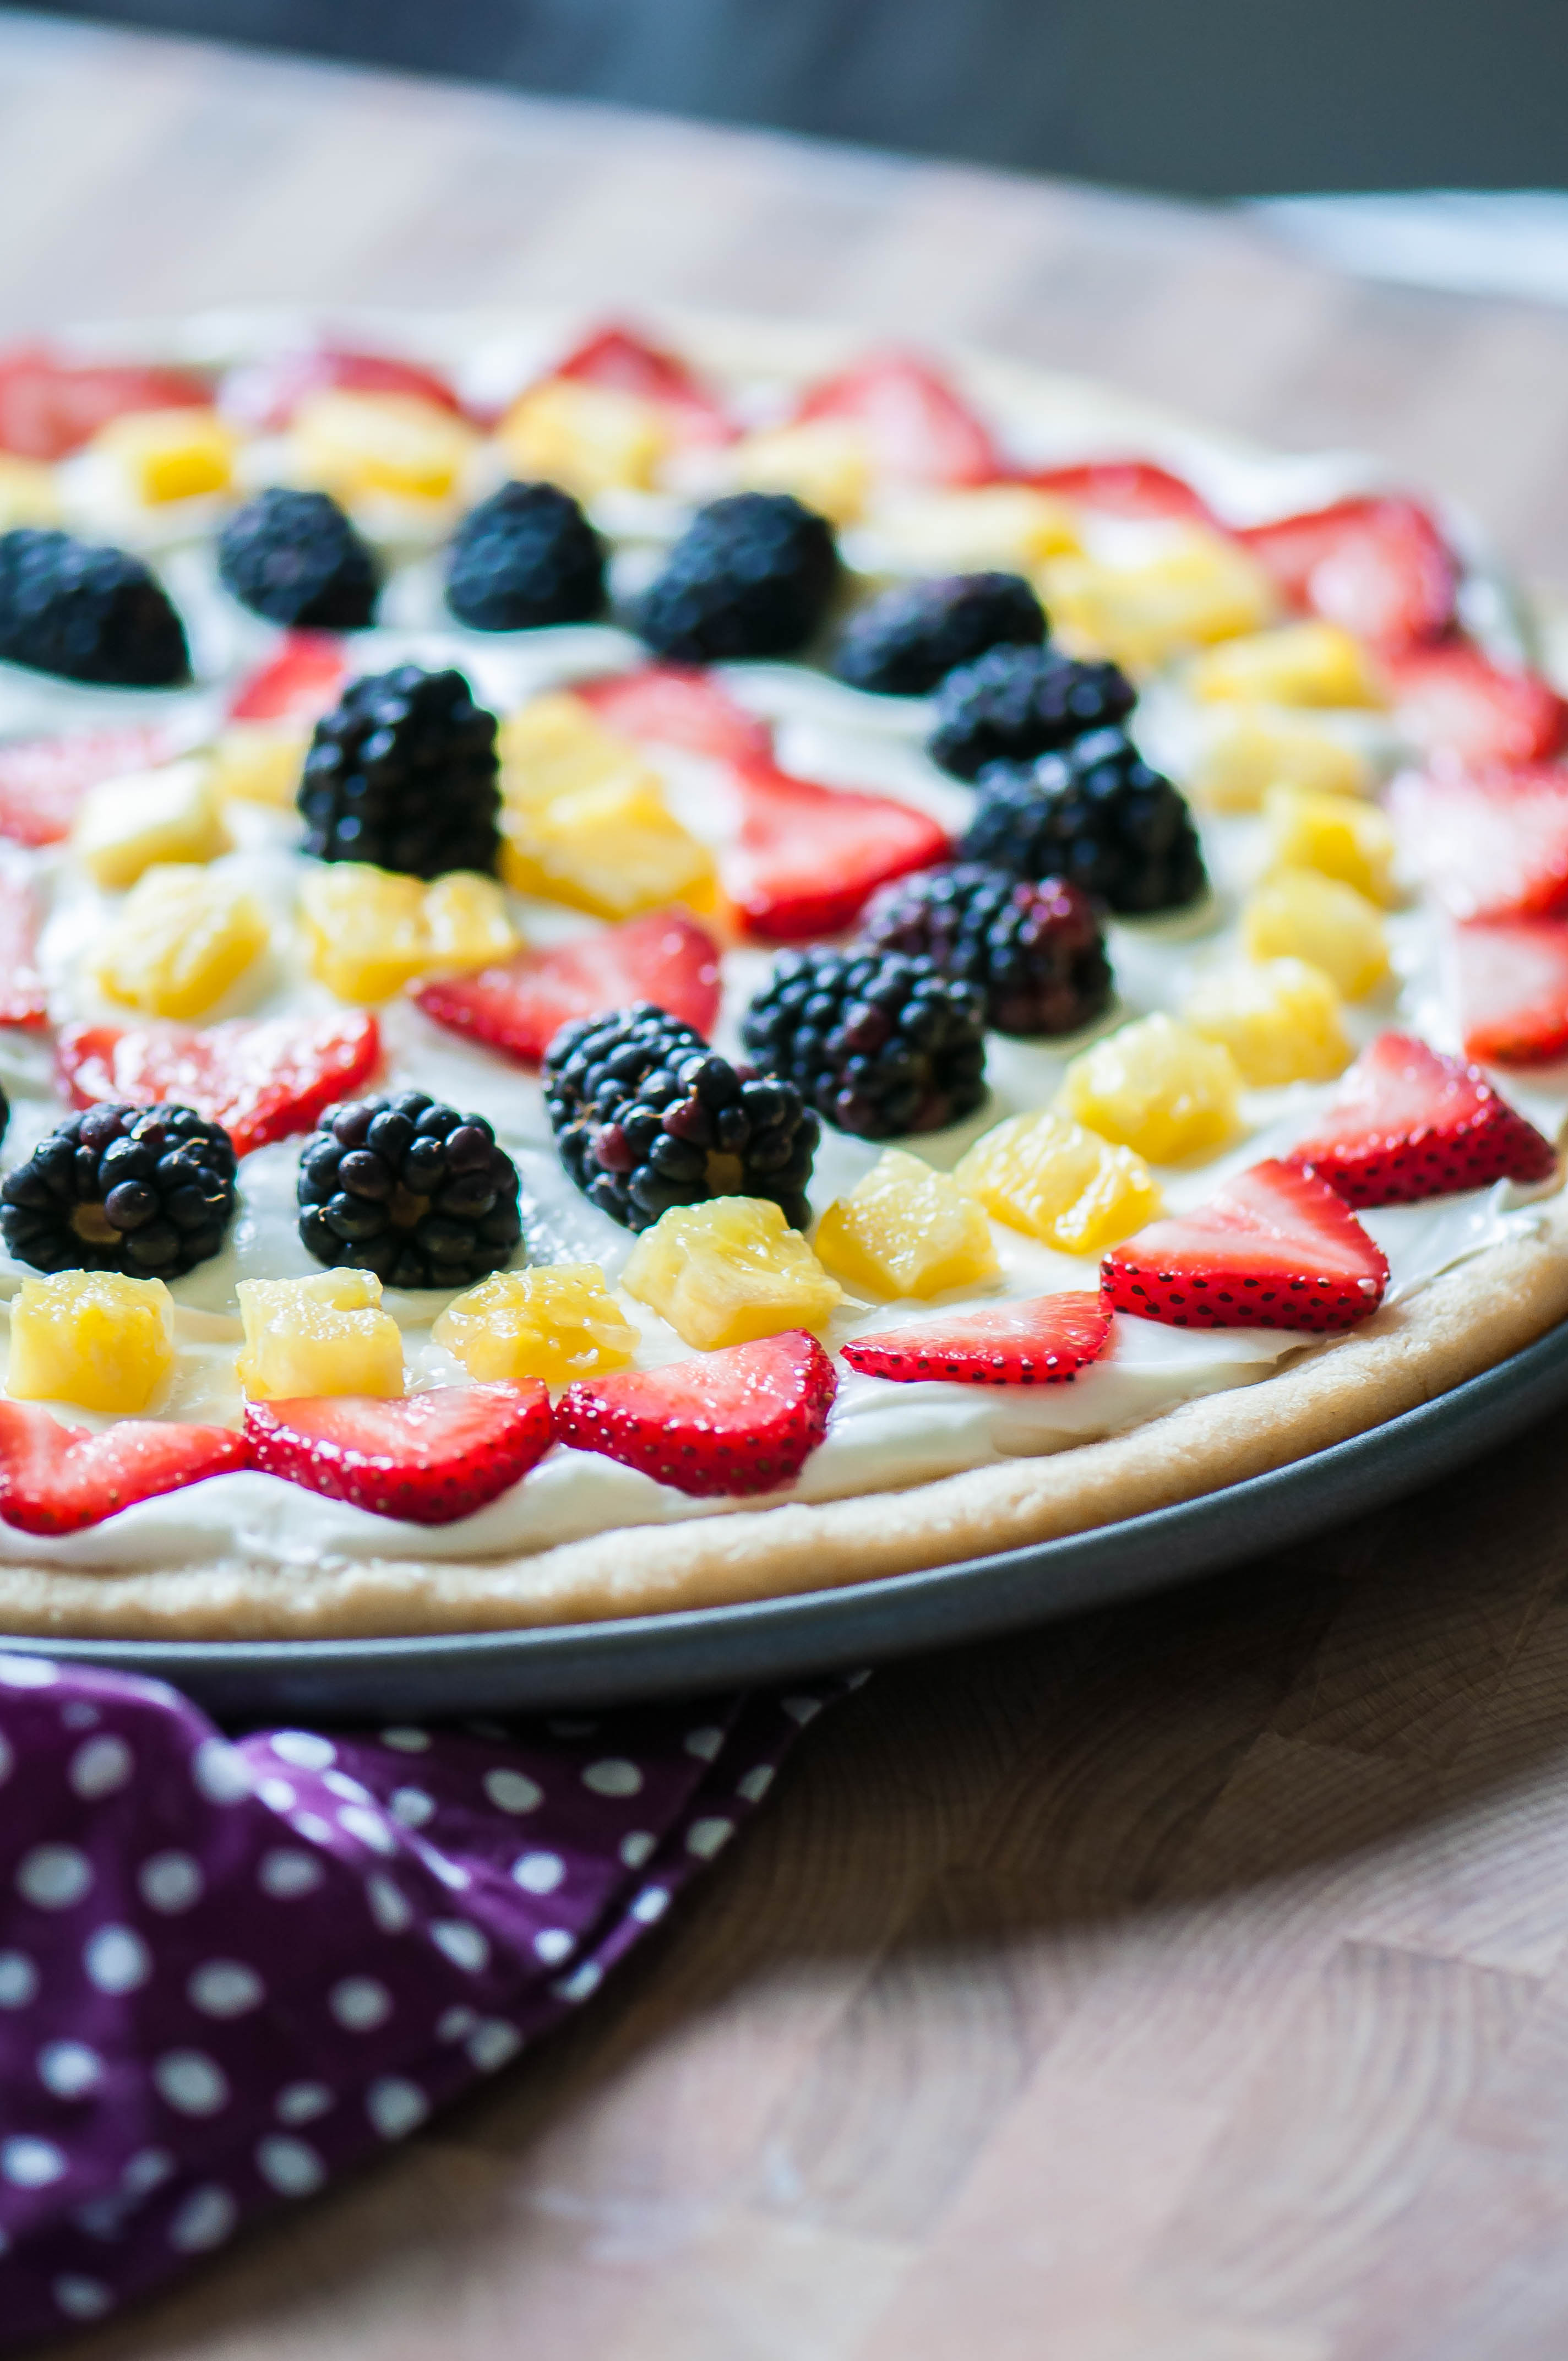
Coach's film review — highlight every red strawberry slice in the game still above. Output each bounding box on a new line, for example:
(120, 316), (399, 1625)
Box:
(794, 351), (1001, 486)
(0, 1402), (246, 1537)
(0, 723), (181, 847)
(575, 665), (775, 765)
(1237, 495), (1457, 653)
(1390, 766), (1568, 922)
(1286, 1031), (1556, 1206)
(556, 1330), (836, 1498)
(1452, 918), (1568, 1064)
(219, 347), (466, 433)
(0, 345), (210, 462)
(228, 633), (349, 722)
(1386, 643), (1568, 769)
(1101, 1158), (1389, 1332)
(246, 1383), (553, 1525)
(552, 323), (733, 447)
(842, 1292), (1112, 1386)
(728, 758), (951, 940)
(416, 908), (721, 1065)
(58, 1010), (382, 1158)
(1021, 460), (1215, 526)
(0, 871), (47, 1029)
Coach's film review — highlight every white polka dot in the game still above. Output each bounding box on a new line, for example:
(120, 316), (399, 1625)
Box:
(783, 1694), (823, 1724)
(188, 1960), (264, 2018)
(381, 1726), (430, 1753)
(61, 1700), (99, 1729)
(619, 1831), (656, 1870)
(330, 1976), (392, 2032)
(686, 1816), (735, 1859)
(338, 1806), (396, 1856)
(0, 1652), (55, 1687)
(168, 2185), (237, 2253)
(0, 1949), (38, 2008)
(271, 1731), (335, 1771)
(52, 2275), (111, 2321)
(323, 1770), (373, 1805)
(366, 2076), (427, 2140)
(630, 1886), (669, 1923)
(467, 2020), (521, 2072)
(431, 1921), (489, 1973)
(0, 1731), (12, 1786)
(391, 1787), (435, 1828)
(39, 2040), (102, 2098)
(484, 1767), (543, 1813)
(192, 1737), (252, 1803)
(18, 1843), (92, 1910)
(582, 1757), (643, 1797)
(428, 1852), (470, 1890)
(255, 2134), (324, 2197)
(291, 1811), (335, 1846)
(154, 2050), (229, 2117)
(684, 1726), (724, 1761)
(259, 1847), (323, 1899)
(512, 1850), (565, 1895)
(533, 1928), (573, 1965)
(122, 2147), (175, 2197)
(736, 1762), (774, 1803)
(275, 2082), (333, 2126)
(552, 1960), (603, 2004)
(367, 1873), (413, 1934)
(85, 1925), (150, 1994)
(69, 1733), (133, 1799)
(437, 2005), (479, 2042)
(3, 2135), (66, 2186)
(257, 1777), (296, 1812)
(845, 1668), (872, 1689)
(139, 1851), (203, 1914)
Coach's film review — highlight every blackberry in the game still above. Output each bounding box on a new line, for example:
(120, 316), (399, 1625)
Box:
(0, 528), (188, 688)
(859, 863), (1112, 1038)
(636, 493), (839, 662)
(928, 643), (1135, 779)
(217, 487), (379, 630)
(962, 727), (1207, 917)
(832, 572), (1045, 698)
(299, 665), (500, 879)
(0, 1105), (236, 1279)
(743, 948), (987, 1140)
(296, 1092), (522, 1290)
(445, 481), (606, 632)
(544, 1004), (818, 1233)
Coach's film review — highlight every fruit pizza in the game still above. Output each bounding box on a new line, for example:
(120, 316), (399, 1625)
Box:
(0, 314), (1561, 1638)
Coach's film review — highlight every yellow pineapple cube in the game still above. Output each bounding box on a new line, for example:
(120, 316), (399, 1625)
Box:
(434, 1265), (637, 1385)
(299, 864), (429, 1003)
(73, 758), (230, 890)
(1190, 621), (1387, 709)
(498, 693), (646, 810)
(293, 389), (476, 503)
(92, 406), (237, 505)
(0, 453), (59, 528)
(423, 872), (520, 969)
(501, 775), (717, 920)
(1188, 708), (1376, 812)
(1182, 958), (1353, 1085)
(731, 422), (873, 525)
(8, 1271), (176, 1414)
(236, 1271), (404, 1401)
(1242, 867), (1390, 1000)
(874, 485), (1080, 571)
(498, 379), (669, 500)
(1038, 530), (1280, 673)
(955, 1111), (1162, 1253)
(814, 1149), (1000, 1299)
(1263, 784), (1398, 906)
(623, 1197), (843, 1352)
(1060, 1013), (1242, 1164)
(210, 722), (310, 811)
(94, 864), (269, 1020)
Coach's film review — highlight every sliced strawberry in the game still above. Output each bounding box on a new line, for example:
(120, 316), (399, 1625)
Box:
(0, 871), (47, 1028)
(228, 633), (349, 723)
(1237, 494), (1457, 653)
(729, 758), (951, 940)
(842, 1292), (1112, 1386)
(219, 348), (466, 433)
(0, 723), (181, 847)
(0, 345), (210, 463)
(551, 323), (733, 447)
(794, 351), (1001, 486)
(575, 665), (775, 765)
(1020, 459), (1215, 526)
(0, 1402), (246, 1537)
(556, 1330), (836, 1498)
(1286, 1031), (1555, 1206)
(246, 1383), (553, 1525)
(1101, 1159), (1389, 1333)
(416, 909), (721, 1065)
(58, 1010), (382, 1158)
(1452, 918), (1568, 1064)
(1390, 766), (1568, 922)
(1386, 642), (1568, 769)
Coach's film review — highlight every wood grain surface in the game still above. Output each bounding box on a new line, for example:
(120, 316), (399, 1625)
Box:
(6, 15), (1568, 2355)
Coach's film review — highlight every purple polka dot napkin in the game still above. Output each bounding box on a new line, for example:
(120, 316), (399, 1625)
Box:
(0, 1650), (839, 2348)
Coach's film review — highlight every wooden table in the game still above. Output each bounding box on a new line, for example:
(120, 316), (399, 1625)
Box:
(8, 16), (1568, 2355)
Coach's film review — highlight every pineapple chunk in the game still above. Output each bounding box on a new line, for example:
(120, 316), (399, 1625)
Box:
(730, 422), (873, 525)
(874, 485), (1080, 571)
(434, 1265), (637, 1385)
(293, 389), (476, 503)
(300, 865), (520, 1002)
(498, 378), (669, 499)
(1038, 531), (1279, 673)
(814, 1149), (1000, 1299)
(1242, 867), (1390, 1000)
(1191, 621), (1387, 709)
(8, 1271), (176, 1415)
(500, 775), (717, 920)
(1263, 784), (1398, 906)
(1189, 708), (1376, 812)
(623, 1197), (843, 1352)
(1060, 1013), (1242, 1164)
(210, 722), (310, 811)
(423, 872), (519, 969)
(73, 758), (230, 890)
(94, 864), (268, 1020)
(955, 1111), (1162, 1253)
(0, 453), (59, 528)
(92, 406), (237, 505)
(236, 1271), (404, 1401)
(498, 693), (647, 810)
(1182, 958), (1353, 1086)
